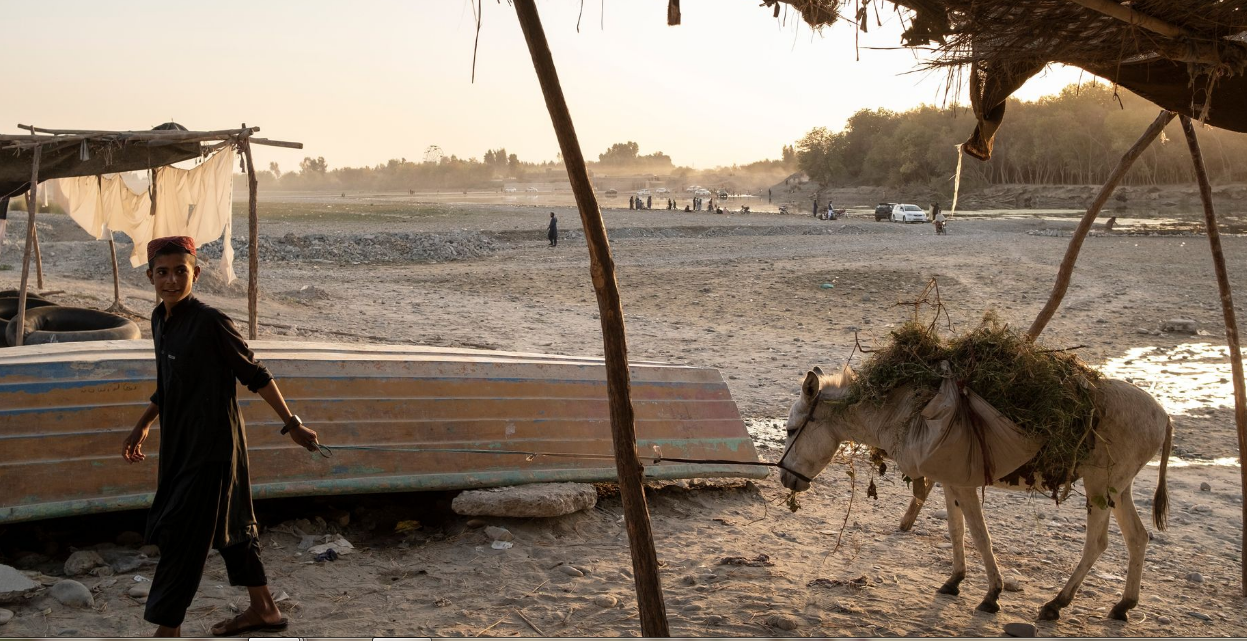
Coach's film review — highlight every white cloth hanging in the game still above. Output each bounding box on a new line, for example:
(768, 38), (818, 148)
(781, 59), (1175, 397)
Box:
(51, 147), (237, 283)
(151, 148), (236, 282)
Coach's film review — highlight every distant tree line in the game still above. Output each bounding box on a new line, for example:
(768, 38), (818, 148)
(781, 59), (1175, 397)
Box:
(244, 141), (694, 192)
(796, 83), (1247, 191)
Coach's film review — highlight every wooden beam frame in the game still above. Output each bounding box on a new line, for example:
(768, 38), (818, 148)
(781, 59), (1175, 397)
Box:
(1180, 115), (1247, 597)
(241, 137), (261, 339)
(14, 145), (41, 347)
(512, 0), (670, 636)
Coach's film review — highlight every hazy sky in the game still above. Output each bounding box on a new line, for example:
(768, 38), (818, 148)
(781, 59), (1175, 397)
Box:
(5, 1), (1089, 171)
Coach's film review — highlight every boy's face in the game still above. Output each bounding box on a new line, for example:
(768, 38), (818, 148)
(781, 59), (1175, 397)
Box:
(147, 253), (200, 307)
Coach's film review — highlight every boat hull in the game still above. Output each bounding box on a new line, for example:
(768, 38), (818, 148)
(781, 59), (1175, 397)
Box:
(0, 340), (764, 524)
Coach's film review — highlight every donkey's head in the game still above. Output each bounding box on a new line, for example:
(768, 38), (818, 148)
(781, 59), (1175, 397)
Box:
(778, 365), (854, 492)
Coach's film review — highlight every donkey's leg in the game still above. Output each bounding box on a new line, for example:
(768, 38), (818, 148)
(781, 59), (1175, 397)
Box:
(937, 488), (967, 596)
(1108, 480), (1148, 621)
(1039, 473), (1113, 621)
(950, 486), (1004, 613)
(900, 477), (935, 532)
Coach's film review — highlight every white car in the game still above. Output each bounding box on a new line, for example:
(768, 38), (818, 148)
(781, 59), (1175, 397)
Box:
(655, 187), (669, 194)
(637, 189), (651, 197)
(891, 203), (927, 223)
(694, 188), (711, 197)
(526, 186), (539, 192)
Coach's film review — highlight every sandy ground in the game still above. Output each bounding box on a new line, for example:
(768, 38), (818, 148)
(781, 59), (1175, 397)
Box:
(1, 193), (1245, 637)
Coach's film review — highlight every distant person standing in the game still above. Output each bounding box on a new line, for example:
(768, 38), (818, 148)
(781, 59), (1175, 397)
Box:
(629, 195), (635, 210)
(547, 212), (558, 248)
(813, 196), (819, 217)
(768, 188), (772, 203)
(647, 195), (652, 210)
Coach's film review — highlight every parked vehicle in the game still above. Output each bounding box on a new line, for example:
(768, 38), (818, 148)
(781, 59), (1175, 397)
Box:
(655, 187), (669, 195)
(637, 189), (651, 197)
(504, 187), (517, 193)
(717, 190), (729, 199)
(604, 189), (618, 197)
(891, 203), (927, 223)
(875, 202), (896, 222)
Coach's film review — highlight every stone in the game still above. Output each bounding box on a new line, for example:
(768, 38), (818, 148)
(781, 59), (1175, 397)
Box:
(12, 553), (49, 571)
(559, 565), (584, 577)
(465, 519), (487, 529)
(1160, 319), (1198, 334)
(932, 510), (948, 520)
(128, 583), (151, 599)
(89, 565), (114, 577)
(705, 615), (725, 625)
(0, 564), (39, 602)
(63, 551), (104, 577)
(111, 556), (146, 574)
(483, 526), (513, 542)
(1191, 504), (1213, 514)
(452, 482), (596, 518)
(1157, 616), (1172, 624)
(1187, 611), (1212, 622)
(1004, 622), (1037, 637)
(1200, 482), (1212, 492)
(0, 608), (11, 625)
(138, 545), (160, 558)
(593, 595), (618, 608)
(1003, 577), (1024, 592)
(49, 580), (93, 608)
(766, 614), (801, 631)
(115, 531), (144, 547)
(1186, 572), (1204, 583)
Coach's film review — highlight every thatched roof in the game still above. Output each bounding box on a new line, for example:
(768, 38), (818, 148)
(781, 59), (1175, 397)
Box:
(762, 0), (1247, 159)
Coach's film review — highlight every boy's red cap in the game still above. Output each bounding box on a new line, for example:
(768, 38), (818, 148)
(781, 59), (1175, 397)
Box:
(147, 236), (196, 263)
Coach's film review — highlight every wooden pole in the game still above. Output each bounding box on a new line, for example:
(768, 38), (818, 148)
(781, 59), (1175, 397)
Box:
(15, 144), (42, 347)
(1180, 115), (1247, 596)
(511, 0), (670, 636)
(242, 137), (260, 340)
(32, 218), (43, 290)
(1028, 110), (1174, 339)
(1067, 0), (1187, 37)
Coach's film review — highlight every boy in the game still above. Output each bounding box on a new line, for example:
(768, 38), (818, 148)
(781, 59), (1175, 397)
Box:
(122, 236), (319, 637)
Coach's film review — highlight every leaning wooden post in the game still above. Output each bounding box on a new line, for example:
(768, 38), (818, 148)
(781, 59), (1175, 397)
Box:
(32, 220), (44, 290)
(241, 136), (260, 339)
(512, 0), (670, 635)
(1028, 110), (1174, 339)
(1180, 115), (1247, 596)
(15, 144), (42, 347)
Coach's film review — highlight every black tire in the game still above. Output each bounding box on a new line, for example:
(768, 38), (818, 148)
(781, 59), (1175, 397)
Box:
(5, 306), (140, 347)
(0, 289), (49, 302)
(0, 297), (58, 323)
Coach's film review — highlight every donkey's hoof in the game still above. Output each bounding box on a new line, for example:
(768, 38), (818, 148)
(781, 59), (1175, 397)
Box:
(976, 599), (1000, 614)
(937, 582), (961, 596)
(1037, 603), (1062, 621)
(1108, 599), (1137, 621)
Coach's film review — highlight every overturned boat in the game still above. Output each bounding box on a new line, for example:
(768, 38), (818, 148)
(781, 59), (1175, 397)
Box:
(0, 340), (763, 524)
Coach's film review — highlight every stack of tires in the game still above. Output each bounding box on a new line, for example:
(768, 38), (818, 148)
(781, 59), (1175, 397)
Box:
(0, 290), (141, 347)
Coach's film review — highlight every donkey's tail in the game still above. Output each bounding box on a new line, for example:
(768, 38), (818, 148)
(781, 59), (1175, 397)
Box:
(1153, 416), (1173, 531)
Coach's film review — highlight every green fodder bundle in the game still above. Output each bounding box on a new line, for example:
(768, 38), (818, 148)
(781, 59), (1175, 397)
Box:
(847, 312), (1100, 498)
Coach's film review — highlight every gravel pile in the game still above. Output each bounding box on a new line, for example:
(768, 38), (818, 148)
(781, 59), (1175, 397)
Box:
(199, 231), (504, 264)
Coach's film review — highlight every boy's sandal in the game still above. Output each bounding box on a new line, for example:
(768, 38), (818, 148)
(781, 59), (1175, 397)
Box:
(210, 613), (288, 637)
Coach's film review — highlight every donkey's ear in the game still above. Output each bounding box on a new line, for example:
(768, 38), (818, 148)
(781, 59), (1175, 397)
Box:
(812, 365), (824, 376)
(802, 370), (822, 400)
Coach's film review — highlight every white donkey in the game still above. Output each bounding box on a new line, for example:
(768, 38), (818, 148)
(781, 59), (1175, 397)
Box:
(778, 366), (1172, 621)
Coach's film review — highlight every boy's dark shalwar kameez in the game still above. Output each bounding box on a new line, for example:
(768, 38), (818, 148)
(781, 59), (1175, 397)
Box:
(143, 295), (273, 628)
